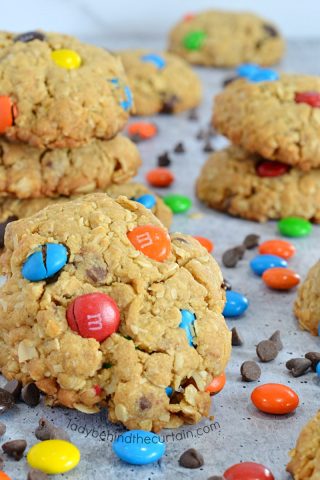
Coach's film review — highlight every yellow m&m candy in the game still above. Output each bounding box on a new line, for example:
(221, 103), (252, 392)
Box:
(27, 439), (80, 474)
(51, 49), (81, 69)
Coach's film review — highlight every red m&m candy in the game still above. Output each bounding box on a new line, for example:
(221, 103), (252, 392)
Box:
(224, 462), (274, 480)
(66, 293), (120, 342)
(251, 383), (299, 415)
(128, 225), (171, 262)
(295, 91), (320, 108)
(0, 96), (16, 133)
(256, 160), (290, 177)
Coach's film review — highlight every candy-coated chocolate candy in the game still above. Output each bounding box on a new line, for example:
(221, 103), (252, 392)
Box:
(193, 236), (214, 253)
(163, 194), (192, 214)
(0, 473), (12, 480)
(250, 254), (287, 276)
(183, 30), (206, 51)
(224, 461), (275, 480)
(22, 243), (68, 282)
(205, 372), (226, 395)
(0, 96), (15, 133)
(120, 85), (133, 111)
(14, 31), (46, 43)
(223, 290), (249, 318)
(262, 267), (300, 290)
(316, 362), (320, 377)
(249, 68), (279, 82)
(295, 91), (320, 108)
(259, 239), (295, 259)
(256, 160), (290, 177)
(146, 168), (174, 188)
(27, 440), (80, 474)
(51, 49), (82, 69)
(183, 13), (196, 21)
(66, 293), (120, 342)
(141, 53), (166, 69)
(179, 309), (196, 346)
(278, 217), (312, 238)
(251, 383), (299, 414)
(127, 225), (171, 262)
(165, 386), (173, 396)
(135, 194), (156, 209)
(236, 63), (260, 78)
(112, 430), (165, 465)
(127, 121), (157, 140)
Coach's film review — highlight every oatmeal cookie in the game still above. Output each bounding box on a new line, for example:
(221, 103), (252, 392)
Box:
(294, 261), (320, 336)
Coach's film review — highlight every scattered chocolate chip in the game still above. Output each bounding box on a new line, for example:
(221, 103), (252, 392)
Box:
(0, 423), (6, 437)
(234, 245), (246, 259)
(0, 388), (15, 412)
(3, 379), (22, 402)
(269, 330), (283, 351)
(21, 383), (40, 407)
(223, 76), (239, 87)
(243, 234), (260, 249)
(161, 95), (179, 114)
(28, 470), (48, 480)
(256, 340), (278, 362)
(231, 327), (243, 346)
(174, 142), (185, 153)
(188, 109), (198, 121)
(263, 24), (278, 37)
(35, 417), (70, 442)
(286, 358), (311, 377)
(139, 396), (152, 410)
(196, 129), (206, 140)
(305, 352), (320, 371)
(2, 439), (27, 460)
(221, 279), (232, 291)
(157, 152), (171, 167)
(86, 266), (108, 284)
(0, 216), (18, 248)
(222, 248), (242, 268)
(179, 448), (204, 469)
(241, 361), (261, 382)
(203, 141), (215, 153)
(14, 31), (46, 43)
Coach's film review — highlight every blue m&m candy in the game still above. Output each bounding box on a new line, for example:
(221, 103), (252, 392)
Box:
(236, 63), (260, 78)
(223, 290), (249, 318)
(136, 194), (156, 209)
(165, 386), (173, 397)
(316, 362), (320, 377)
(112, 430), (165, 465)
(250, 68), (279, 82)
(141, 53), (166, 69)
(179, 309), (196, 346)
(22, 243), (68, 282)
(250, 254), (287, 276)
(121, 85), (133, 111)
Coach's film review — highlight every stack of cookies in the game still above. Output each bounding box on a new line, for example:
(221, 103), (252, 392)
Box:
(197, 74), (320, 223)
(0, 31), (172, 245)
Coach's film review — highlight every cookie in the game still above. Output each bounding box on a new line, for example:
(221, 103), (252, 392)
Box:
(0, 193), (231, 431)
(213, 75), (320, 170)
(294, 261), (320, 336)
(287, 410), (320, 479)
(0, 31), (132, 148)
(119, 49), (201, 115)
(196, 146), (320, 223)
(0, 135), (141, 199)
(168, 11), (284, 67)
(0, 183), (172, 230)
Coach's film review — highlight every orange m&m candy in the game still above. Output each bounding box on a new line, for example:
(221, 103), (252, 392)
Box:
(0, 473), (12, 480)
(193, 236), (214, 253)
(205, 372), (226, 395)
(0, 96), (16, 133)
(259, 239), (295, 259)
(262, 267), (300, 290)
(128, 122), (158, 140)
(127, 225), (171, 262)
(251, 383), (299, 415)
(146, 168), (174, 188)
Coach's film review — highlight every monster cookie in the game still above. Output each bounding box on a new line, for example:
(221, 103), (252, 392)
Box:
(196, 146), (320, 223)
(0, 31), (132, 148)
(0, 193), (231, 432)
(294, 261), (320, 336)
(0, 136), (141, 199)
(287, 410), (320, 479)
(119, 49), (201, 115)
(0, 183), (172, 238)
(168, 11), (284, 67)
(213, 75), (320, 170)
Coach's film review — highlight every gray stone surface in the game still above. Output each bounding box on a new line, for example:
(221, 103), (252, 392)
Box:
(0, 38), (319, 479)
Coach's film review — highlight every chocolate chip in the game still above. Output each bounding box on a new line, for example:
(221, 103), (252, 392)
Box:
(139, 396), (152, 410)
(3, 379), (22, 402)
(157, 152), (171, 167)
(305, 352), (320, 371)
(179, 448), (204, 469)
(222, 248), (242, 268)
(196, 129), (206, 140)
(241, 361), (261, 382)
(188, 109), (198, 121)
(286, 358), (312, 377)
(203, 141), (215, 153)
(0, 388), (15, 412)
(174, 142), (185, 153)
(14, 31), (46, 43)
(86, 266), (108, 284)
(256, 340), (278, 362)
(263, 24), (278, 37)
(243, 234), (260, 249)
(0, 216), (18, 248)
(223, 76), (239, 87)
(235, 245), (246, 259)
(0, 422), (6, 437)
(2, 439), (27, 460)
(128, 133), (142, 144)
(35, 418), (70, 442)
(21, 383), (40, 407)
(269, 330), (283, 351)
(231, 327), (243, 346)
(208, 477), (225, 480)
(28, 470), (48, 480)
(221, 279), (232, 291)
(161, 95), (179, 114)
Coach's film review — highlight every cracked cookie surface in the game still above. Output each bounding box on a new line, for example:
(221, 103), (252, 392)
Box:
(119, 49), (202, 115)
(0, 31), (131, 148)
(196, 146), (320, 223)
(287, 410), (320, 479)
(213, 75), (320, 170)
(0, 193), (230, 431)
(294, 261), (320, 336)
(168, 11), (284, 67)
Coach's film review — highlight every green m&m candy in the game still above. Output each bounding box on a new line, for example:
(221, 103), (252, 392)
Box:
(163, 194), (192, 214)
(183, 30), (206, 51)
(278, 217), (312, 238)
